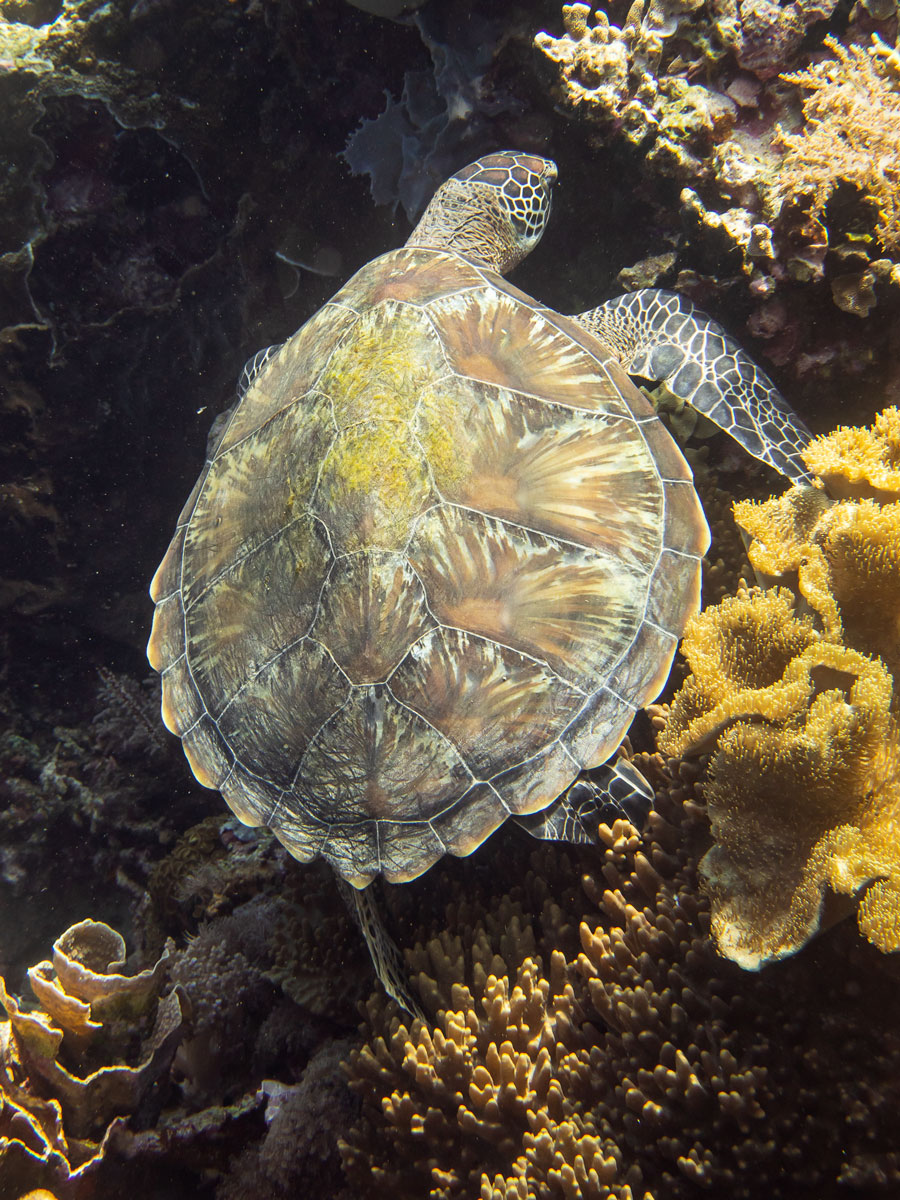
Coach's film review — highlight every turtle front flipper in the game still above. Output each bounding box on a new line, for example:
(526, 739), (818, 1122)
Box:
(572, 288), (813, 484)
(335, 875), (426, 1023)
(514, 758), (654, 844)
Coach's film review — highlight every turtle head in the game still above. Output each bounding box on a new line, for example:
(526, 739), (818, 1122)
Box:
(407, 151), (557, 274)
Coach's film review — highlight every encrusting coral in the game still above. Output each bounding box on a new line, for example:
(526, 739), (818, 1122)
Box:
(341, 781), (900, 1198)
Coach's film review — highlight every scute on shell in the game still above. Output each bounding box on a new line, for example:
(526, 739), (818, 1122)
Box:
(150, 246), (708, 884)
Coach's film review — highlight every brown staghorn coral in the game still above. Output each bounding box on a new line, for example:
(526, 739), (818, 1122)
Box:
(777, 36), (900, 254)
(0, 920), (186, 1199)
(802, 406), (900, 502)
(660, 584), (900, 967)
(341, 785), (900, 1198)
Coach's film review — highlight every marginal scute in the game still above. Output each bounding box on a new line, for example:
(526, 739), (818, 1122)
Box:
(562, 686), (637, 769)
(607, 618), (679, 708)
(428, 784), (509, 860)
(645, 547), (703, 637)
(182, 716), (232, 792)
(491, 738), (580, 816)
(149, 524), (185, 603)
(160, 656), (201, 737)
(147, 592), (182, 673)
(663, 477), (711, 557)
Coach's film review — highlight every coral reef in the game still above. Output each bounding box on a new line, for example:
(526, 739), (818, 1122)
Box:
(534, 2), (900, 437)
(534, 2), (663, 141)
(802, 406), (900, 502)
(535, 2), (740, 173)
(734, 483), (900, 686)
(0, 920), (186, 1198)
(652, 412), (900, 968)
(777, 37), (900, 255)
(661, 586), (900, 967)
(342, 786), (900, 1197)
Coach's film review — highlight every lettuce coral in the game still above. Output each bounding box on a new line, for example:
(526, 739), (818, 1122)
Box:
(0, 920), (186, 1199)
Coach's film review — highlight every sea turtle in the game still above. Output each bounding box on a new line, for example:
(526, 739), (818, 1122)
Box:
(147, 151), (811, 1011)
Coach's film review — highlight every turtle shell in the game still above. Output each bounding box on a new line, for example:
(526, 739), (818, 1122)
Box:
(148, 246), (709, 886)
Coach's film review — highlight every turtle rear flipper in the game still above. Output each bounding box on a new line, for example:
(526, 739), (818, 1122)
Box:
(572, 288), (813, 484)
(514, 758), (654, 844)
(335, 875), (426, 1022)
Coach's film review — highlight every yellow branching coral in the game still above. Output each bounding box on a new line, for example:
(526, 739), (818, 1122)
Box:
(342, 789), (900, 1196)
(802, 406), (900, 503)
(776, 36), (900, 252)
(342, 814), (783, 1198)
(660, 584), (900, 968)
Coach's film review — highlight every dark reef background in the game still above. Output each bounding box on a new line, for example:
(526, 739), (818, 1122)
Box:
(2, 1), (900, 1197)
